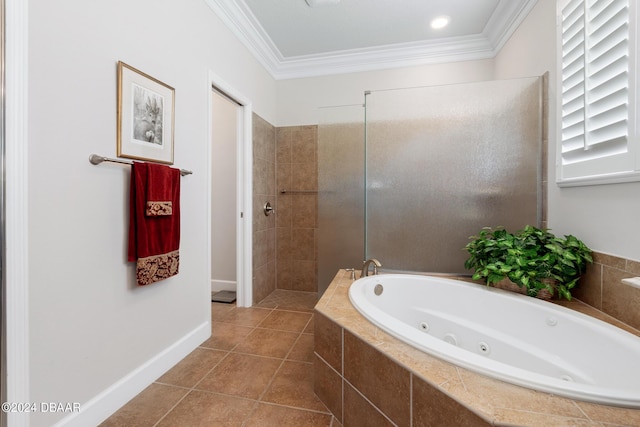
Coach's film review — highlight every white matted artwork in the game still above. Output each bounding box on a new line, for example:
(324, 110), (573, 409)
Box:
(117, 61), (175, 164)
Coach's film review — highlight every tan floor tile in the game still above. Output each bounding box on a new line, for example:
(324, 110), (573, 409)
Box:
(255, 289), (318, 311)
(244, 403), (333, 427)
(156, 390), (256, 427)
(201, 322), (254, 351)
(287, 333), (315, 363)
(218, 307), (273, 327)
(211, 302), (237, 321)
(196, 352), (282, 400)
(99, 383), (187, 427)
(156, 347), (227, 388)
(104, 295), (324, 424)
(259, 309), (312, 333)
(261, 360), (329, 413)
(304, 315), (315, 334)
(234, 328), (299, 358)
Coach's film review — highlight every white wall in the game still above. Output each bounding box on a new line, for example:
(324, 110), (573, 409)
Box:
(26, 0), (275, 425)
(495, 0), (640, 261)
(276, 59), (495, 126)
(211, 90), (238, 288)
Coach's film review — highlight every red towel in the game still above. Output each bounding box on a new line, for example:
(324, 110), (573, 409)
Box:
(145, 164), (175, 216)
(128, 162), (181, 286)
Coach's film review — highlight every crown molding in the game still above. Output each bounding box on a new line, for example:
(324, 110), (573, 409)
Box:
(273, 35), (496, 79)
(204, 0), (283, 73)
(483, 0), (540, 54)
(204, 0), (539, 80)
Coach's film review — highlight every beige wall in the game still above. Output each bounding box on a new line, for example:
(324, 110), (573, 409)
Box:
(211, 90), (238, 287)
(276, 59), (496, 127)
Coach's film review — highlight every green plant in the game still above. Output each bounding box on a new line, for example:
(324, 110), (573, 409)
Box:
(464, 225), (593, 300)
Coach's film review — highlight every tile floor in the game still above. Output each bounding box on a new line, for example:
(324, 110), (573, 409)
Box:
(101, 290), (341, 426)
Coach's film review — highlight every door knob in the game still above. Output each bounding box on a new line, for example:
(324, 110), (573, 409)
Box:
(263, 202), (274, 216)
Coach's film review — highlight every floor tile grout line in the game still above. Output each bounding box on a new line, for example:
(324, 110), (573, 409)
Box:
(250, 400), (334, 416)
(254, 318), (306, 404)
(251, 316), (330, 418)
(256, 312), (333, 418)
(240, 399), (263, 427)
(188, 347), (236, 392)
(153, 342), (260, 426)
(104, 293), (322, 425)
(248, 324), (310, 335)
(153, 351), (240, 427)
(190, 317), (300, 402)
(155, 387), (263, 427)
(150, 344), (238, 426)
(151, 385), (193, 427)
(255, 355), (288, 405)
(217, 305), (276, 329)
(185, 305), (273, 395)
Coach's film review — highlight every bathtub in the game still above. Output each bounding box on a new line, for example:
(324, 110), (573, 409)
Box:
(349, 274), (640, 408)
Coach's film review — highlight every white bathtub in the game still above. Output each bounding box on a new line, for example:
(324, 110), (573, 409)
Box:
(349, 274), (640, 408)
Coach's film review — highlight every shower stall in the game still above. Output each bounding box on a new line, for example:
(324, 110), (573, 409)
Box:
(318, 77), (544, 295)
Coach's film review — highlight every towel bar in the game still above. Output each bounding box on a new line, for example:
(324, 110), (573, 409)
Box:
(89, 154), (193, 176)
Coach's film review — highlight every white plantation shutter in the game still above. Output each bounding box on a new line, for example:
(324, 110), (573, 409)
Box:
(558, 0), (638, 185)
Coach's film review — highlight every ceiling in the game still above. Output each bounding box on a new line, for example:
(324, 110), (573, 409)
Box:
(204, 0), (539, 80)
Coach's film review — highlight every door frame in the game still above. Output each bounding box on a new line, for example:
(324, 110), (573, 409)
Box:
(208, 71), (253, 307)
(5, 0), (29, 425)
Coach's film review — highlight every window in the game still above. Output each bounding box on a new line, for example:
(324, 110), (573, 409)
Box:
(558, 0), (639, 186)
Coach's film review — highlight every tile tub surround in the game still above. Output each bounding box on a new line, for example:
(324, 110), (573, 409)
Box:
(314, 270), (640, 426)
(573, 251), (640, 331)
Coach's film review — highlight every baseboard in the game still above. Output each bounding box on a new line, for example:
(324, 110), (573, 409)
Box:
(53, 321), (211, 427)
(211, 279), (237, 292)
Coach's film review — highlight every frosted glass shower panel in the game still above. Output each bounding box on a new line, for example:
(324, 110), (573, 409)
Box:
(365, 78), (542, 273)
(318, 105), (365, 295)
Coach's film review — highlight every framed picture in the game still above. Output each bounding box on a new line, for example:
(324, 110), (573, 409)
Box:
(117, 61), (175, 164)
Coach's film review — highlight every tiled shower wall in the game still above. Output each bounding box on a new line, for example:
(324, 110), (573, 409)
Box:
(251, 115), (640, 333)
(252, 114), (276, 303)
(276, 126), (319, 292)
(252, 117), (319, 302)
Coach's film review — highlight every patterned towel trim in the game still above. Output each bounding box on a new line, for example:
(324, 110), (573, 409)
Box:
(146, 201), (173, 216)
(136, 250), (179, 286)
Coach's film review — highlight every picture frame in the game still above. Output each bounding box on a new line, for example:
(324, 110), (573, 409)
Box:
(117, 61), (175, 164)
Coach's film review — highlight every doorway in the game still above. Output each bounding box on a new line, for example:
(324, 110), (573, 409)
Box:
(211, 89), (239, 302)
(208, 72), (253, 307)
(0, 0), (5, 424)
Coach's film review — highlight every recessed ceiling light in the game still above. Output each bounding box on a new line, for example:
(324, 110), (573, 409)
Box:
(430, 15), (450, 30)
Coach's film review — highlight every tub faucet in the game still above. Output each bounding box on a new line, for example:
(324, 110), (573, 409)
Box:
(361, 258), (382, 277)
